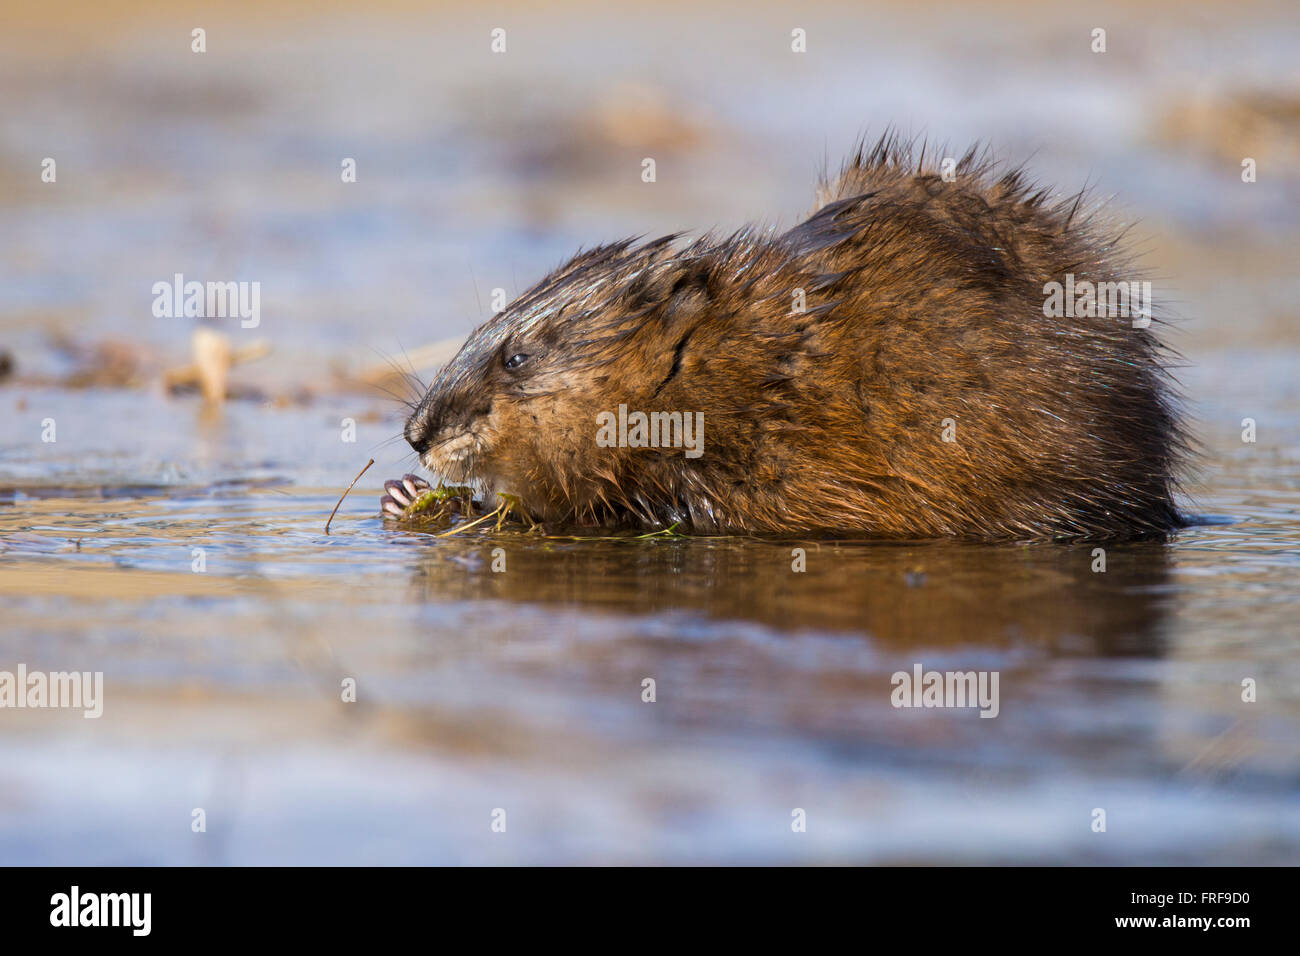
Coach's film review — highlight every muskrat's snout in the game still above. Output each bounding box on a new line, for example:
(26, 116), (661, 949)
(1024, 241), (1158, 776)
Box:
(403, 400), (438, 457)
(404, 387), (469, 456)
(402, 377), (496, 485)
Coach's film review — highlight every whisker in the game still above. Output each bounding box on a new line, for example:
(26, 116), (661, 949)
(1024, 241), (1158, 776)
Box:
(368, 345), (427, 406)
(393, 336), (429, 396)
(364, 377), (421, 412)
(470, 263), (484, 316)
(367, 434), (411, 455)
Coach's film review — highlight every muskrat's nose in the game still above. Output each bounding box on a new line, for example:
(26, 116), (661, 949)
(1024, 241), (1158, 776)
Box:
(404, 412), (435, 456)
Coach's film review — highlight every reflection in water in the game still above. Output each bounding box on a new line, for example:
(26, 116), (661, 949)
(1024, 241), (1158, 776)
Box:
(0, 467), (1296, 864)
(405, 535), (1174, 654)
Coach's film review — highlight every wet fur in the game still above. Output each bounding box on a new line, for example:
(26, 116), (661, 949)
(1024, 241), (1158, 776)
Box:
(404, 133), (1188, 538)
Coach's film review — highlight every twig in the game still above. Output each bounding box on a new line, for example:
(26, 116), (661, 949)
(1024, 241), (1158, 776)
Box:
(432, 506), (502, 538)
(325, 459), (374, 534)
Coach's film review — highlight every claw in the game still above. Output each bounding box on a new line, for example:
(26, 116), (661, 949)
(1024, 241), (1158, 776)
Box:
(380, 494), (406, 517)
(384, 479), (412, 507)
(401, 474), (429, 499)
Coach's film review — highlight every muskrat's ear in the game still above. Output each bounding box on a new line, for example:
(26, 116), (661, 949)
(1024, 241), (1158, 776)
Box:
(664, 273), (711, 323)
(626, 260), (711, 309)
(631, 261), (713, 332)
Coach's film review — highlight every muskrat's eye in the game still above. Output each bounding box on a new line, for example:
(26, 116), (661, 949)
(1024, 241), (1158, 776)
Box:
(504, 352), (531, 370)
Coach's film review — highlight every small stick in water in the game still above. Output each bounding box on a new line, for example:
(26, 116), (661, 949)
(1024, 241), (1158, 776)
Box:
(325, 458), (375, 535)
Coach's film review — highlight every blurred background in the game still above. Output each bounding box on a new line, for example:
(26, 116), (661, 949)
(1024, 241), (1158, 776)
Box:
(1, 0), (1298, 864)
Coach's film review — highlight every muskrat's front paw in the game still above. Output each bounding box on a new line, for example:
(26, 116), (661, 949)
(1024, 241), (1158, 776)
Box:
(380, 474), (431, 517)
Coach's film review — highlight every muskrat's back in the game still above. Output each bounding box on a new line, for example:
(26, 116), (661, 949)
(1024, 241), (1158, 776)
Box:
(395, 134), (1187, 539)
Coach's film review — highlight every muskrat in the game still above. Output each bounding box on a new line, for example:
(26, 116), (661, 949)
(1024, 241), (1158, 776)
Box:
(383, 134), (1187, 539)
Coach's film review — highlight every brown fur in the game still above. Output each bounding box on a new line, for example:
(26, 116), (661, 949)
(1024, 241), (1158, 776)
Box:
(402, 134), (1188, 538)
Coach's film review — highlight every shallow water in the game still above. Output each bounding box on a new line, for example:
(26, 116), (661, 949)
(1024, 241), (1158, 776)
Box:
(1, 381), (1297, 864)
(2, 0), (1299, 864)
